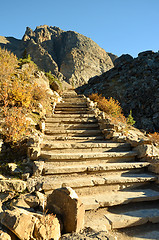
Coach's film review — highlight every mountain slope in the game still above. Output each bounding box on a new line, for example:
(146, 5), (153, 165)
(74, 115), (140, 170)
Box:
(77, 51), (159, 132)
(0, 25), (114, 87)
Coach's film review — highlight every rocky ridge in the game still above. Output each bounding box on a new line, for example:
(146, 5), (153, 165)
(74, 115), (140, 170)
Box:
(77, 51), (159, 132)
(0, 25), (114, 87)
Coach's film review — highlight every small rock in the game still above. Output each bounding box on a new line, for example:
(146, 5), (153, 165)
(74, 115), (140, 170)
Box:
(0, 180), (26, 193)
(24, 194), (39, 208)
(33, 161), (44, 176)
(36, 191), (46, 211)
(21, 173), (30, 181)
(0, 229), (11, 240)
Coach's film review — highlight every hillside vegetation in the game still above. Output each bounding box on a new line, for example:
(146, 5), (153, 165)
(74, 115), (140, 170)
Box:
(0, 47), (53, 145)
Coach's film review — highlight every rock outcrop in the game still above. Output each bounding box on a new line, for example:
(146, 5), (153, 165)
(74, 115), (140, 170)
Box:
(77, 50), (159, 132)
(0, 25), (114, 87)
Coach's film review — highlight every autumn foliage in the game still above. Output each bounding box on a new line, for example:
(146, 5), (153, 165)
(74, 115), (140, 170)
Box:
(89, 93), (126, 124)
(149, 132), (159, 145)
(0, 47), (50, 144)
(3, 107), (29, 143)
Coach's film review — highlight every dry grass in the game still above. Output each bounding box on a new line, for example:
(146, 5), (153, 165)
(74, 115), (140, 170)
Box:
(89, 93), (126, 124)
(149, 132), (159, 145)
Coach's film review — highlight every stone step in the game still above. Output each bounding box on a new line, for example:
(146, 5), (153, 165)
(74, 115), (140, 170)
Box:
(48, 113), (95, 118)
(43, 135), (104, 141)
(55, 107), (89, 111)
(85, 204), (159, 234)
(62, 100), (87, 104)
(41, 141), (131, 151)
(45, 118), (98, 123)
(45, 123), (99, 130)
(81, 189), (159, 210)
(40, 150), (137, 162)
(41, 146), (131, 153)
(44, 162), (150, 175)
(54, 111), (92, 114)
(44, 129), (102, 136)
(56, 103), (88, 107)
(62, 93), (85, 97)
(42, 174), (157, 195)
(105, 208), (159, 230)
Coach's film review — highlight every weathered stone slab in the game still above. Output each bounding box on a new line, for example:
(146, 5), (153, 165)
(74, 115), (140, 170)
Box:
(44, 164), (88, 175)
(45, 118), (98, 123)
(44, 160), (147, 175)
(47, 114), (96, 118)
(42, 173), (156, 194)
(45, 123), (99, 130)
(42, 141), (131, 150)
(56, 103), (87, 107)
(81, 189), (159, 210)
(105, 208), (159, 229)
(41, 151), (137, 161)
(87, 162), (150, 172)
(43, 135), (104, 141)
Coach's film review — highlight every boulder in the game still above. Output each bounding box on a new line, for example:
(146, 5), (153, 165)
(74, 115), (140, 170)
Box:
(46, 187), (85, 233)
(0, 208), (35, 240)
(0, 207), (61, 240)
(135, 144), (159, 159)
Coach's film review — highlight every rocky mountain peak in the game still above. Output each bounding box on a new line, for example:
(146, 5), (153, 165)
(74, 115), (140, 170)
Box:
(0, 25), (114, 87)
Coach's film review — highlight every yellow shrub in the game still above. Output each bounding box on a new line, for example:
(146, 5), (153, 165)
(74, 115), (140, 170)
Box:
(3, 107), (29, 144)
(8, 79), (32, 108)
(149, 132), (159, 145)
(89, 93), (126, 124)
(0, 47), (18, 82)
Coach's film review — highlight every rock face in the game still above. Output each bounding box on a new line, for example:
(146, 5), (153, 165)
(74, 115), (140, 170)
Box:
(0, 25), (114, 87)
(77, 51), (159, 132)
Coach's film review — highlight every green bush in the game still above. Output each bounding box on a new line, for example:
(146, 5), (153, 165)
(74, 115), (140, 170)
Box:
(19, 54), (33, 66)
(127, 110), (136, 126)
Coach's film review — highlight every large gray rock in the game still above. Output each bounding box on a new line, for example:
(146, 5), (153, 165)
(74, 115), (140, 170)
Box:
(0, 25), (114, 87)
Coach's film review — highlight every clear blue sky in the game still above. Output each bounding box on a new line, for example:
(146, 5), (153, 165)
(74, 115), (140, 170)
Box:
(1, 0), (159, 57)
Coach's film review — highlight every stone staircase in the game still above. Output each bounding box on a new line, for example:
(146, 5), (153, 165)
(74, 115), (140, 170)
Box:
(40, 90), (159, 237)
